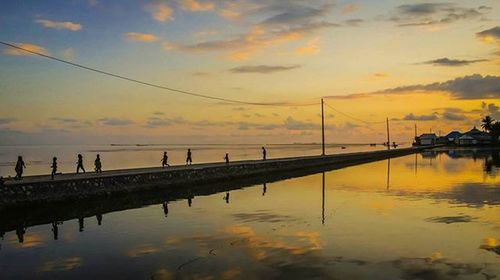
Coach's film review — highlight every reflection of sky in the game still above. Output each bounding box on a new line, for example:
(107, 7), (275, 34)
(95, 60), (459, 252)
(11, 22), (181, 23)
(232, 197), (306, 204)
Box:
(0, 150), (499, 279)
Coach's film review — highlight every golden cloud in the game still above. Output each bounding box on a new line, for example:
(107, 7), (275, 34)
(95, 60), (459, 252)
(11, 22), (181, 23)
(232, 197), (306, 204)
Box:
(145, 2), (173, 22)
(3, 43), (49, 56)
(124, 32), (159, 42)
(35, 19), (82, 31)
(181, 0), (215, 12)
(295, 38), (319, 55)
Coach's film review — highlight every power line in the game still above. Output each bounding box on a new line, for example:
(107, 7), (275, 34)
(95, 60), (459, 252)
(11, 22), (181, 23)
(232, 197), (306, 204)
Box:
(0, 41), (318, 107)
(323, 101), (386, 124)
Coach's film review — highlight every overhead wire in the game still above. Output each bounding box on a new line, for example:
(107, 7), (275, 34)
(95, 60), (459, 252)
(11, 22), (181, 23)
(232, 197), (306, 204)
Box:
(0, 41), (318, 107)
(323, 101), (386, 125)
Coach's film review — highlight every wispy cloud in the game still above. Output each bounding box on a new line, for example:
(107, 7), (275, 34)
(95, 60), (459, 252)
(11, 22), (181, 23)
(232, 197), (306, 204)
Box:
(326, 74), (500, 100)
(180, 0), (215, 12)
(124, 32), (159, 42)
(295, 38), (319, 55)
(35, 19), (82, 31)
(402, 113), (438, 121)
(229, 65), (301, 74)
(343, 19), (364, 27)
(421, 57), (487, 66)
(341, 3), (360, 15)
(61, 48), (76, 60)
(388, 3), (489, 27)
(3, 43), (49, 56)
(97, 118), (133, 126)
(476, 26), (500, 43)
(145, 2), (173, 22)
(0, 118), (17, 125)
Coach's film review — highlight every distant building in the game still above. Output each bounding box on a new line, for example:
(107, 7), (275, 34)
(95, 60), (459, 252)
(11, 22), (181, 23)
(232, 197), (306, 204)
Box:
(436, 136), (448, 144)
(457, 127), (492, 146)
(445, 131), (462, 144)
(458, 134), (475, 146)
(419, 133), (437, 146)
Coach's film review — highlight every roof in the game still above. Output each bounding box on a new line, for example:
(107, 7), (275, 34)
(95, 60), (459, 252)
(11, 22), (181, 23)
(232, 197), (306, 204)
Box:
(420, 133), (437, 139)
(459, 135), (474, 140)
(467, 126), (482, 135)
(446, 131), (462, 138)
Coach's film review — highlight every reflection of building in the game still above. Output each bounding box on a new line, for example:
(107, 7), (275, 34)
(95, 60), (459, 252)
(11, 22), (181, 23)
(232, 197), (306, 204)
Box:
(419, 133), (437, 146)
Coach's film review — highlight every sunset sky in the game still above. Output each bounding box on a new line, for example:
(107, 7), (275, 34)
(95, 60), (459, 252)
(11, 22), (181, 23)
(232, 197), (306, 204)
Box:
(0, 0), (499, 144)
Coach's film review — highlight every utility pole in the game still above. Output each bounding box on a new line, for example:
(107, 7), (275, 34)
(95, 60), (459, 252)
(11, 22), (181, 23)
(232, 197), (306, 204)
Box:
(321, 98), (325, 156)
(322, 172), (325, 225)
(414, 123), (417, 138)
(386, 117), (390, 150)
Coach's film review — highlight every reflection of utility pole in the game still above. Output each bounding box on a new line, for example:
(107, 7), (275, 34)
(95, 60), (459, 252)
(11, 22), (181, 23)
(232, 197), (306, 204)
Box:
(321, 98), (325, 156)
(386, 117), (390, 150)
(386, 158), (391, 190)
(414, 153), (418, 175)
(322, 172), (325, 225)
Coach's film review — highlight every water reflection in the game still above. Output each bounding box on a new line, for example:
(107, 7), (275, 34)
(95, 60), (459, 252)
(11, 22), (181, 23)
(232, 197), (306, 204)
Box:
(0, 148), (498, 279)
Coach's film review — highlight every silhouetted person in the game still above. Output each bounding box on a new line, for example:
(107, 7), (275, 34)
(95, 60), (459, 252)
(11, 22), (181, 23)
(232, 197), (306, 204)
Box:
(262, 147), (267, 161)
(15, 156), (26, 180)
(51, 157), (57, 180)
(162, 202), (169, 217)
(392, 142), (398, 148)
(186, 149), (192, 165)
(224, 192), (230, 204)
(94, 154), (102, 173)
(262, 183), (267, 196)
(15, 226), (25, 243)
(161, 152), (169, 168)
(51, 222), (59, 240)
(78, 218), (84, 232)
(224, 153), (229, 164)
(76, 154), (85, 174)
(188, 197), (193, 207)
(96, 214), (102, 226)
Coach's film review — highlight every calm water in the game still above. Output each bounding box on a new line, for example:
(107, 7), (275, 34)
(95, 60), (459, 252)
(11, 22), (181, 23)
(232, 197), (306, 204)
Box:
(0, 143), (397, 177)
(0, 148), (498, 279)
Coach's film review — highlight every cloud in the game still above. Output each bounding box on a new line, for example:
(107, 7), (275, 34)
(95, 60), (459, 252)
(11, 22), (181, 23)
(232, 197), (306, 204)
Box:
(295, 38), (319, 55)
(3, 43), (49, 56)
(403, 113), (438, 121)
(145, 2), (173, 22)
(342, 3), (360, 14)
(124, 32), (158, 42)
(229, 64), (301, 74)
(97, 118), (133, 126)
(481, 102), (500, 119)
(61, 48), (76, 60)
(477, 26), (500, 57)
(477, 26), (500, 43)
(0, 118), (17, 125)
(372, 72), (389, 79)
(283, 116), (319, 130)
(35, 19), (82, 31)
(389, 3), (488, 27)
(326, 74), (500, 100)
(422, 57), (487, 66)
(180, 0), (215, 12)
(442, 111), (467, 121)
(343, 19), (364, 27)
(167, 1), (338, 60)
(192, 71), (209, 76)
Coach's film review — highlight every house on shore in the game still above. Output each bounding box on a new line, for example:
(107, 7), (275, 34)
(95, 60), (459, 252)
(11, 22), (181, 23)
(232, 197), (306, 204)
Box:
(419, 133), (437, 146)
(457, 127), (492, 146)
(445, 131), (462, 144)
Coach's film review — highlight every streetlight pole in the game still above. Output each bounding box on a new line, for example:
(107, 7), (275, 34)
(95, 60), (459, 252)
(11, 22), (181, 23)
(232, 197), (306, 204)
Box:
(386, 117), (390, 150)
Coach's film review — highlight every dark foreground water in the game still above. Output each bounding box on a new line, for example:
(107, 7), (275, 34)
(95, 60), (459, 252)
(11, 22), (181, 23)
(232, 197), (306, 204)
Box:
(0, 148), (499, 279)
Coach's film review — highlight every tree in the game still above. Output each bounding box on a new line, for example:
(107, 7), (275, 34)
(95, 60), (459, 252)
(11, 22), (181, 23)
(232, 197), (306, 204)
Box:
(491, 121), (500, 139)
(481, 116), (494, 132)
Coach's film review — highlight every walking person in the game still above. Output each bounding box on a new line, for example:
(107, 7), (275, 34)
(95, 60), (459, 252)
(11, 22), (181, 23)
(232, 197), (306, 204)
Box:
(14, 156), (26, 180)
(76, 154), (85, 174)
(262, 147), (267, 161)
(161, 152), (169, 168)
(224, 153), (229, 164)
(186, 149), (192, 165)
(51, 157), (57, 180)
(94, 154), (102, 173)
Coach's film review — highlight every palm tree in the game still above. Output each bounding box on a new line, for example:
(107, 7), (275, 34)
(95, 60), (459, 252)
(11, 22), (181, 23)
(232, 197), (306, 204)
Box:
(481, 116), (494, 132)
